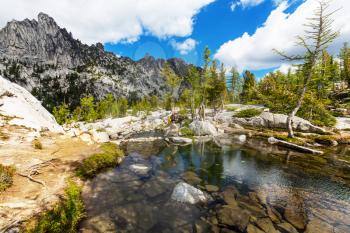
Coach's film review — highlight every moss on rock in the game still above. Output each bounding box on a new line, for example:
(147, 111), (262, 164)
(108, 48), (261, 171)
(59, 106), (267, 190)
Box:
(76, 142), (124, 179)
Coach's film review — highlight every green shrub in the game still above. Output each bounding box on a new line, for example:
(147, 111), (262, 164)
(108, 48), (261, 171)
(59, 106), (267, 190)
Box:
(26, 181), (84, 233)
(76, 143), (124, 179)
(0, 164), (15, 192)
(235, 108), (262, 118)
(111, 97), (128, 118)
(180, 127), (194, 137)
(32, 139), (43, 150)
(80, 96), (98, 122)
(53, 103), (70, 125)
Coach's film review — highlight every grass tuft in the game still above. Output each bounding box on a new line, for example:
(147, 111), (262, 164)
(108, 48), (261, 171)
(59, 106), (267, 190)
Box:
(179, 127), (194, 138)
(235, 108), (262, 118)
(0, 164), (15, 192)
(0, 128), (9, 140)
(25, 181), (84, 233)
(32, 139), (43, 150)
(76, 142), (124, 179)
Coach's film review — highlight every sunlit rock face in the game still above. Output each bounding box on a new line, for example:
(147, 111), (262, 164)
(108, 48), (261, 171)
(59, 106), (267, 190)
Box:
(0, 75), (63, 132)
(0, 13), (195, 110)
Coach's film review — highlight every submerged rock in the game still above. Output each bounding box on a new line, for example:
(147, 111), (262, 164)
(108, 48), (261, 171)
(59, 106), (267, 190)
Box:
(129, 164), (151, 175)
(284, 197), (307, 230)
(167, 136), (192, 145)
(171, 182), (207, 204)
(277, 222), (298, 233)
(182, 171), (202, 185)
(305, 218), (334, 233)
(247, 224), (264, 233)
(205, 184), (219, 192)
(217, 205), (250, 231)
(256, 218), (279, 233)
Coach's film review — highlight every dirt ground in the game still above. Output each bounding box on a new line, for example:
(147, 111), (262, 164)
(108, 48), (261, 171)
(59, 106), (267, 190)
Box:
(0, 125), (100, 232)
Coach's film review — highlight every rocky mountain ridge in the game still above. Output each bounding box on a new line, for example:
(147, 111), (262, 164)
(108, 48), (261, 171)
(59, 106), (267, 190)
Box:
(0, 13), (193, 110)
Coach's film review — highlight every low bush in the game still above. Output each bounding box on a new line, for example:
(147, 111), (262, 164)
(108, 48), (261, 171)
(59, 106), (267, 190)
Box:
(0, 164), (15, 192)
(32, 139), (43, 149)
(180, 127), (194, 137)
(26, 181), (84, 233)
(0, 129), (9, 140)
(76, 143), (124, 179)
(235, 108), (262, 118)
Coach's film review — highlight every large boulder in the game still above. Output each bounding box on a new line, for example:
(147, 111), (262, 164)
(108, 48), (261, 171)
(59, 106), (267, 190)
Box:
(0, 76), (63, 133)
(171, 182), (207, 204)
(189, 120), (218, 136)
(92, 131), (110, 143)
(232, 112), (326, 134)
(335, 117), (350, 130)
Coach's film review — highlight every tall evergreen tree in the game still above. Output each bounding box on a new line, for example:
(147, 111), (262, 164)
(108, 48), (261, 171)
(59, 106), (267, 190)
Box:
(162, 62), (182, 111)
(340, 42), (350, 86)
(230, 67), (241, 102)
(199, 46), (211, 120)
(241, 70), (256, 103)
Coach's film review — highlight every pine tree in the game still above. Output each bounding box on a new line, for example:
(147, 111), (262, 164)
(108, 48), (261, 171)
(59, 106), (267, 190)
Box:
(162, 62), (182, 111)
(199, 46), (211, 120)
(230, 67), (241, 102)
(274, 0), (339, 138)
(241, 70), (256, 103)
(340, 42), (350, 86)
(186, 66), (201, 119)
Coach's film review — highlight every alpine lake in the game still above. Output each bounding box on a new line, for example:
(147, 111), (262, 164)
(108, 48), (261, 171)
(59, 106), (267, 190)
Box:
(79, 137), (350, 233)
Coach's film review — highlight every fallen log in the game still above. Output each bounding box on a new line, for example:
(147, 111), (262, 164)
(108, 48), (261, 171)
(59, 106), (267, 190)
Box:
(268, 137), (323, 155)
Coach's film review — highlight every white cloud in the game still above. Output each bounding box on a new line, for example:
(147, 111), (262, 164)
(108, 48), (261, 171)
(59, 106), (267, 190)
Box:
(216, 0), (350, 72)
(274, 63), (297, 74)
(230, 0), (265, 11)
(0, 0), (214, 45)
(170, 38), (198, 55)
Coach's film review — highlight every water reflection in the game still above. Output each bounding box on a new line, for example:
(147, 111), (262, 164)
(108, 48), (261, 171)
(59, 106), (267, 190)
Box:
(81, 140), (350, 233)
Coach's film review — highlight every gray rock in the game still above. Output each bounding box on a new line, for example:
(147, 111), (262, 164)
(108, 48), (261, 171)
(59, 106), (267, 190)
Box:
(171, 182), (207, 204)
(92, 131), (110, 143)
(233, 112), (326, 134)
(0, 75), (63, 133)
(129, 164), (151, 176)
(217, 205), (250, 231)
(168, 136), (192, 145)
(164, 123), (179, 137)
(189, 120), (218, 136)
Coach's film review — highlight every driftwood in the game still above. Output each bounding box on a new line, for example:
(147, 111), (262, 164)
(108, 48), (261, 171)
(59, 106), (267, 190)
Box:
(268, 137), (323, 155)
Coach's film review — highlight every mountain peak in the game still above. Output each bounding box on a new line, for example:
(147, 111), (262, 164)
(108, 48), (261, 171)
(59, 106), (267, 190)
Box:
(0, 12), (85, 67)
(38, 12), (54, 23)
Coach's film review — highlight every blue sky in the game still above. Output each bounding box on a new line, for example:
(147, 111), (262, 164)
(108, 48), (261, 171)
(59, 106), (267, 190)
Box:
(104, 0), (303, 78)
(2, 0), (349, 78)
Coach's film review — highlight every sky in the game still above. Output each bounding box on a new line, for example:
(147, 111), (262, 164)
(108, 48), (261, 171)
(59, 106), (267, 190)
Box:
(0, 0), (349, 78)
